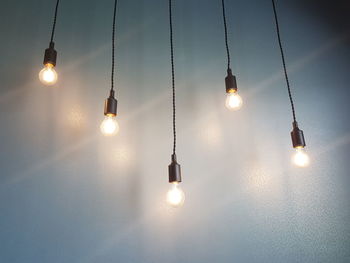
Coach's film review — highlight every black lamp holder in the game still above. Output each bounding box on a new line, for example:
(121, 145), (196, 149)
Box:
(225, 68), (237, 93)
(168, 154), (182, 183)
(104, 90), (118, 116)
(291, 121), (306, 148)
(43, 42), (57, 66)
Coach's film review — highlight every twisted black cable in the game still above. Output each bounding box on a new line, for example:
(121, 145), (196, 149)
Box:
(271, 0), (297, 122)
(169, 0), (176, 155)
(221, 0), (231, 70)
(50, 0), (60, 43)
(111, 0), (118, 92)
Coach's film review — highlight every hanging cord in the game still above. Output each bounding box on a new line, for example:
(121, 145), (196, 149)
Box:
(271, 0), (296, 122)
(169, 0), (176, 155)
(221, 0), (231, 70)
(50, 0), (60, 43)
(111, 0), (118, 93)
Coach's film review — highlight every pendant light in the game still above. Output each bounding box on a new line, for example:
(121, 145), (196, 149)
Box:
(166, 0), (185, 208)
(271, 0), (310, 167)
(221, 0), (242, 111)
(100, 0), (119, 136)
(39, 0), (60, 86)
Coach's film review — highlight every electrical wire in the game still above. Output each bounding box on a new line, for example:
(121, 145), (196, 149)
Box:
(50, 0), (60, 43)
(271, 0), (297, 122)
(111, 0), (118, 93)
(169, 0), (176, 155)
(221, 0), (231, 70)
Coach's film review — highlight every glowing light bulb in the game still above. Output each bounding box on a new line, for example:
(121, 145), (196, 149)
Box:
(292, 148), (310, 167)
(39, 63), (58, 86)
(225, 92), (242, 110)
(100, 116), (119, 136)
(166, 183), (185, 208)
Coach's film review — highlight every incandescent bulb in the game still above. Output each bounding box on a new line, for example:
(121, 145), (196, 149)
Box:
(225, 92), (242, 110)
(292, 148), (310, 167)
(100, 116), (119, 136)
(166, 183), (185, 208)
(39, 63), (58, 86)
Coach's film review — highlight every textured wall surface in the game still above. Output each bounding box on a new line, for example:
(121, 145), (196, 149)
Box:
(0, 0), (349, 262)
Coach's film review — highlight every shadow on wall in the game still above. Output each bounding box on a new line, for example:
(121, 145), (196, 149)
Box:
(294, 0), (350, 31)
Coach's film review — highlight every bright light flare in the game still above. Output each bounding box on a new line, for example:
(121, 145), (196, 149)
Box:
(100, 116), (119, 136)
(166, 183), (185, 208)
(225, 92), (243, 110)
(292, 148), (310, 167)
(39, 63), (58, 86)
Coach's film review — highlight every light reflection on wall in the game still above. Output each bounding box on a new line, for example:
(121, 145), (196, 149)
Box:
(67, 105), (86, 128)
(109, 145), (133, 169)
(199, 122), (223, 148)
(98, 140), (134, 174)
(243, 158), (285, 204)
(248, 166), (270, 189)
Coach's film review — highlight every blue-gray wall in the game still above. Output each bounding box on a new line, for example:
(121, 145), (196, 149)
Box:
(0, 0), (349, 262)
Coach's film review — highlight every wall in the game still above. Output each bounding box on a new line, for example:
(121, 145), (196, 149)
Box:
(0, 0), (349, 262)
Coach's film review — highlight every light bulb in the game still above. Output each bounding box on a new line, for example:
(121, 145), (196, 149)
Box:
(39, 63), (58, 86)
(100, 116), (119, 136)
(225, 92), (242, 110)
(166, 183), (185, 208)
(292, 148), (310, 167)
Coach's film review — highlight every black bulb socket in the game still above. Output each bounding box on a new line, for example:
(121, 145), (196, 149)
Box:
(291, 121), (306, 148)
(104, 90), (118, 116)
(43, 41), (57, 67)
(225, 68), (237, 93)
(168, 154), (182, 183)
